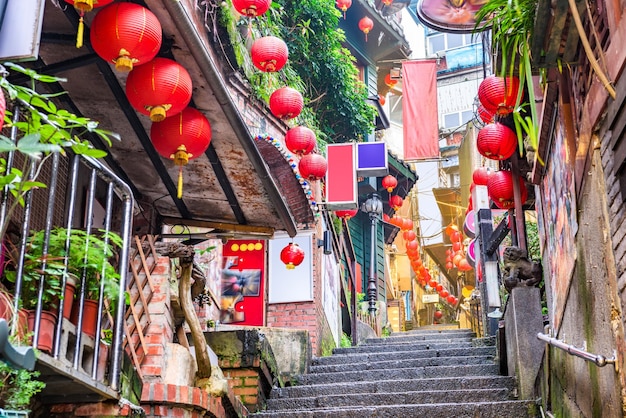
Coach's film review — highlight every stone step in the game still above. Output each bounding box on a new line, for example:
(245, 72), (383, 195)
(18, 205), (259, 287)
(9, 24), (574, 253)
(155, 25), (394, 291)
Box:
(312, 346), (495, 366)
(365, 334), (474, 345)
(254, 400), (539, 417)
(267, 387), (513, 410)
(309, 355), (494, 374)
(366, 330), (475, 344)
(297, 364), (500, 385)
(332, 340), (474, 355)
(271, 376), (517, 399)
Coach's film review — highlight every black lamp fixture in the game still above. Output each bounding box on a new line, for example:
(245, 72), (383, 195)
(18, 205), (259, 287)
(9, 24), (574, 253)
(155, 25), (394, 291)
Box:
(361, 193), (384, 315)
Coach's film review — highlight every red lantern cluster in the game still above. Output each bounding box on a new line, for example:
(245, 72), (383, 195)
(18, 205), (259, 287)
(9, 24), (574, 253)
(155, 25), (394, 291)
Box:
(90, 2), (162, 72)
(487, 170), (528, 209)
(358, 17), (374, 42)
(477, 75), (522, 116)
(382, 175), (398, 192)
(126, 57), (193, 122)
(336, 0), (352, 19)
(477, 122), (518, 161)
(251, 36), (289, 73)
(270, 87), (304, 120)
(280, 242), (305, 269)
(298, 153), (327, 181)
(444, 223), (473, 272)
(232, 0), (272, 17)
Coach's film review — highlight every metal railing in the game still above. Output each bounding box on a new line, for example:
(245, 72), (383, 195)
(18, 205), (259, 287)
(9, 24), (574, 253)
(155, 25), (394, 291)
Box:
(0, 110), (134, 392)
(537, 332), (617, 371)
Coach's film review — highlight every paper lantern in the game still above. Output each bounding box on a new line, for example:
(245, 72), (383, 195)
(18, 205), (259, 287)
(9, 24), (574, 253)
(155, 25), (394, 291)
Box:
(232, 0), (272, 17)
(402, 218), (414, 231)
(150, 107), (212, 198)
(251, 36), (288, 73)
(477, 123), (518, 160)
(472, 167), (491, 186)
(126, 58), (193, 122)
(403, 230), (416, 241)
(285, 126), (316, 156)
(478, 75), (522, 115)
(335, 209), (358, 220)
(477, 105), (495, 124)
(336, 0), (352, 19)
(299, 154), (327, 181)
(440, 290), (449, 298)
(434, 310), (443, 320)
(487, 170), (528, 209)
(90, 2), (162, 72)
(269, 87), (304, 119)
(280, 242), (305, 270)
(384, 73), (397, 88)
(382, 175), (398, 192)
(65, 0), (114, 48)
(358, 17), (374, 42)
(382, 0), (394, 5)
(447, 295), (457, 304)
(389, 195), (403, 210)
(428, 279), (438, 288)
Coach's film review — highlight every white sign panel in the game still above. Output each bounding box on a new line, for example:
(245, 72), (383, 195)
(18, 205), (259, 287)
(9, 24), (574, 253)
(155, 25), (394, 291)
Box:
(268, 232), (313, 303)
(0, 0), (45, 61)
(422, 294), (440, 304)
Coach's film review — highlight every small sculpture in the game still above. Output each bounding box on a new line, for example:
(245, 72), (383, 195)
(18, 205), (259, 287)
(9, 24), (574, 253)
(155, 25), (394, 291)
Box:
(502, 246), (542, 292)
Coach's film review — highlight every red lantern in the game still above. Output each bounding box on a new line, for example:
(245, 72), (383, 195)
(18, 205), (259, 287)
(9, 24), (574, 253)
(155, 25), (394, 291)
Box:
(90, 2), (162, 72)
(445, 223), (459, 236)
(150, 107), (212, 199)
(280, 242), (305, 270)
(428, 279), (438, 288)
(269, 87), (304, 120)
(382, 213), (390, 222)
(406, 240), (418, 251)
(434, 310), (443, 320)
(251, 36), (288, 73)
(458, 259), (473, 272)
(487, 170), (528, 209)
(381, 175), (398, 192)
(126, 58), (193, 122)
(382, 0), (394, 5)
(435, 284), (443, 292)
(478, 75), (522, 115)
(285, 126), (316, 156)
(440, 290), (449, 298)
(389, 195), (403, 210)
(335, 209), (358, 220)
(299, 154), (327, 181)
(232, 0), (272, 17)
(336, 0), (352, 19)
(65, 0), (114, 48)
(477, 123), (518, 161)
(402, 218), (414, 231)
(472, 167), (491, 186)
(358, 17), (374, 42)
(384, 73), (397, 88)
(403, 230), (416, 241)
(447, 295), (456, 304)
(446, 261), (454, 270)
(453, 253), (464, 267)
(450, 231), (462, 243)
(379, 95), (386, 106)
(452, 241), (462, 252)
(477, 105), (495, 124)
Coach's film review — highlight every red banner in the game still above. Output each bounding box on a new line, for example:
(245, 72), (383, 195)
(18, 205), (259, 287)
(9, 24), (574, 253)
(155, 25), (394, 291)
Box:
(402, 60), (439, 160)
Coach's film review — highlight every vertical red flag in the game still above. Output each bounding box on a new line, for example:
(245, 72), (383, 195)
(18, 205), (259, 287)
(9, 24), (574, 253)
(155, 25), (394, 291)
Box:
(402, 60), (439, 160)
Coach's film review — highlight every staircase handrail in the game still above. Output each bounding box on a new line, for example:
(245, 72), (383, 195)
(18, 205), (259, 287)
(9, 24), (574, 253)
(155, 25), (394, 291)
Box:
(537, 332), (617, 371)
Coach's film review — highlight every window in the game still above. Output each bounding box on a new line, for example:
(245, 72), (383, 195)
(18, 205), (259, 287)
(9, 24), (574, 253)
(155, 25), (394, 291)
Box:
(427, 32), (478, 56)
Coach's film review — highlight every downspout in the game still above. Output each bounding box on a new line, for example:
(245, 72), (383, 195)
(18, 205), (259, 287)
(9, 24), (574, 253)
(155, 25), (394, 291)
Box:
(162, 0), (298, 238)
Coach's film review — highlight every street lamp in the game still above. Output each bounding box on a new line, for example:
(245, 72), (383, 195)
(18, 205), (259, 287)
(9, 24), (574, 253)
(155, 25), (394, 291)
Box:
(361, 193), (383, 315)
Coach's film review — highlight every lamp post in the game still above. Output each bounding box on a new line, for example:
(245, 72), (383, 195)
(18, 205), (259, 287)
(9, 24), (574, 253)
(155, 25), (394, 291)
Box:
(361, 193), (383, 315)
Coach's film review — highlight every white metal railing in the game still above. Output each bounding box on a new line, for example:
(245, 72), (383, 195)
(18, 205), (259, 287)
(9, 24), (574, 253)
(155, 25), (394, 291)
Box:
(537, 333), (617, 371)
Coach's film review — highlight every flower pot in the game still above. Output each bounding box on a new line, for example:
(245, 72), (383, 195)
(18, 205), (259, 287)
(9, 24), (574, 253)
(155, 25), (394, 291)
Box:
(70, 298), (99, 338)
(62, 276), (77, 320)
(27, 309), (57, 353)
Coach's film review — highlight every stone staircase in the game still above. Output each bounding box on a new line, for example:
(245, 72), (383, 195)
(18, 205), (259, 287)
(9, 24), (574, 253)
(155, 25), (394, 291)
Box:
(255, 328), (539, 417)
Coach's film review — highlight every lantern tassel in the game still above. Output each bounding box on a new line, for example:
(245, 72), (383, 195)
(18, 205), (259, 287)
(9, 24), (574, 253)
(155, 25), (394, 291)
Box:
(177, 166), (183, 199)
(76, 15), (85, 49)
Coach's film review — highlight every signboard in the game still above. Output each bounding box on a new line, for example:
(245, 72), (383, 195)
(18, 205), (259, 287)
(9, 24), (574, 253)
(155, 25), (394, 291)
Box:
(356, 142), (388, 177)
(325, 143), (357, 210)
(268, 232), (313, 303)
(422, 294), (440, 304)
(0, 0), (45, 61)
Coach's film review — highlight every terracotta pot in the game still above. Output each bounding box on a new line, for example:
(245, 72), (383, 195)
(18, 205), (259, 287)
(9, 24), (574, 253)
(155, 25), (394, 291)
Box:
(70, 298), (99, 338)
(63, 282), (77, 320)
(27, 309), (57, 353)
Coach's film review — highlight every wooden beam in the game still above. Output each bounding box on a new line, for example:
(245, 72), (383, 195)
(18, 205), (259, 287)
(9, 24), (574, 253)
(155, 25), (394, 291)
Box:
(161, 217), (275, 237)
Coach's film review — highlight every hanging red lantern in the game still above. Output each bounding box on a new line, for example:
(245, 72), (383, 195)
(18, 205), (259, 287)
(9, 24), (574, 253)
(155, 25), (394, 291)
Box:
(402, 218), (414, 231)
(403, 230), (416, 241)
(126, 58), (193, 122)
(428, 279), (438, 288)
(335, 209), (359, 220)
(447, 295), (457, 304)
(478, 75), (522, 115)
(382, 0), (394, 5)
(446, 261), (454, 270)
(384, 73), (397, 88)
(232, 0), (272, 17)
(453, 253), (464, 266)
(445, 223), (459, 236)
(434, 310), (443, 320)
(251, 36), (288, 73)
(150, 107), (212, 199)
(452, 241), (462, 252)
(389, 215), (402, 227)
(285, 126), (316, 156)
(389, 195), (403, 210)
(382, 213), (390, 223)
(358, 17), (374, 42)
(90, 2), (162, 72)
(379, 94), (386, 106)
(65, 0), (114, 48)
(336, 0), (352, 19)
(381, 175), (398, 192)
(269, 87), (304, 120)
(458, 258), (473, 272)
(440, 290), (449, 298)
(487, 170), (528, 209)
(472, 167), (491, 186)
(450, 231), (462, 243)
(280, 242), (305, 270)
(477, 123), (518, 161)
(406, 240), (419, 251)
(477, 105), (495, 124)
(435, 284), (443, 292)
(406, 248), (418, 259)
(299, 153), (327, 181)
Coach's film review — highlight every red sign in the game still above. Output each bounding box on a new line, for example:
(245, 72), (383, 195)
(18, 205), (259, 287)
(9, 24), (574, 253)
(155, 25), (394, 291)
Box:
(325, 143), (357, 210)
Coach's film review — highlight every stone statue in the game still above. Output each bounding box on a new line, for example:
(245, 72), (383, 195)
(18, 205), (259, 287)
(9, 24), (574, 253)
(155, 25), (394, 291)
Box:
(502, 246), (542, 292)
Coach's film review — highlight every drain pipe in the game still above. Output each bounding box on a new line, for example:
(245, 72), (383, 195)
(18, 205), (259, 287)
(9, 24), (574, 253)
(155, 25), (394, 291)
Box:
(161, 0), (297, 238)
